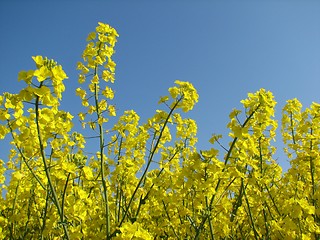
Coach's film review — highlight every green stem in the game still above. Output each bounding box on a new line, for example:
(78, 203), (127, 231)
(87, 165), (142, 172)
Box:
(7, 120), (47, 191)
(243, 184), (260, 240)
(93, 81), (110, 239)
(194, 105), (261, 239)
(113, 97), (183, 236)
(205, 196), (214, 240)
(35, 94), (70, 240)
(40, 187), (50, 239)
(162, 200), (179, 238)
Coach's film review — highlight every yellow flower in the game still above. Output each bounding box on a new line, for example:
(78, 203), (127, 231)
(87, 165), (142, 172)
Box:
(91, 74), (99, 84)
(86, 32), (96, 41)
(51, 65), (68, 81)
(105, 60), (116, 73)
(33, 65), (51, 82)
(108, 105), (116, 116)
(102, 86), (114, 99)
(82, 166), (94, 180)
(18, 70), (34, 84)
(33, 85), (51, 97)
(32, 55), (44, 68)
(75, 87), (87, 100)
(12, 171), (24, 180)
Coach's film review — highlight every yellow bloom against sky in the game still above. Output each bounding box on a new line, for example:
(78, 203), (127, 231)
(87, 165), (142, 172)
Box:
(0, 19), (320, 239)
(0, 1), (320, 173)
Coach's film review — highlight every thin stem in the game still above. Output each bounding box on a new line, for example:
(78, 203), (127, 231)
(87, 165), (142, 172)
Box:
(162, 200), (179, 238)
(61, 173), (71, 227)
(35, 94), (70, 239)
(93, 78), (110, 239)
(195, 104), (261, 239)
(113, 97), (183, 235)
(205, 196), (214, 240)
(7, 120), (47, 191)
(40, 186), (50, 239)
(243, 184), (260, 240)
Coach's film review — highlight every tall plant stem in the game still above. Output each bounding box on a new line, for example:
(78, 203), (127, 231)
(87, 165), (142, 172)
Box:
(93, 81), (111, 239)
(35, 94), (70, 240)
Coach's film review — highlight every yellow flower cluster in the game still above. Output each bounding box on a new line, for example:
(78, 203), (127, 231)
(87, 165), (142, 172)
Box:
(0, 22), (319, 239)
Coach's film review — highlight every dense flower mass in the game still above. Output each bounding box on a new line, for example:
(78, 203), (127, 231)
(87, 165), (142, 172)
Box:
(0, 22), (319, 239)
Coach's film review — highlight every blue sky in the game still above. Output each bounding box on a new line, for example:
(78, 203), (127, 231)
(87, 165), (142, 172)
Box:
(1, 1), (320, 173)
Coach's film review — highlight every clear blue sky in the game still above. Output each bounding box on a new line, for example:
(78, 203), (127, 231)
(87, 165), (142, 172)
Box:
(1, 1), (319, 173)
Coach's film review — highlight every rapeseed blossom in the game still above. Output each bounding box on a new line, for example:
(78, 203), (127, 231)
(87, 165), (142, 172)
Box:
(0, 22), (319, 240)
